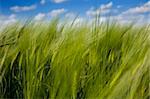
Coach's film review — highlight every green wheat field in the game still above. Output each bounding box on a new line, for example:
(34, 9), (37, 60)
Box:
(0, 18), (150, 99)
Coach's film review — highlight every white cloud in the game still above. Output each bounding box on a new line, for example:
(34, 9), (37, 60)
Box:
(115, 14), (145, 24)
(52, 0), (67, 3)
(65, 12), (76, 18)
(40, 0), (66, 4)
(10, 4), (36, 12)
(8, 14), (16, 19)
(48, 8), (67, 17)
(122, 1), (150, 15)
(65, 17), (85, 26)
(105, 1), (150, 24)
(86, 2), (113, 17)
(34, 13), (46, 21)
(0, 14), (17, 29)
(40, 0), (46, 4)
(109, 12), (149, 25)
(101, 2), (113, 10)
(34, 8), (67, 20)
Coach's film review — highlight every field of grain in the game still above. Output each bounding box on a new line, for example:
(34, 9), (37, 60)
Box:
(0, 19), (149, 99)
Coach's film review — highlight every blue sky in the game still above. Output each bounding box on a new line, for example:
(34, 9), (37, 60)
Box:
(0, 0), (150, 24)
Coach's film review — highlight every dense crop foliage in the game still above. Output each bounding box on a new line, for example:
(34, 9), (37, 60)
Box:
(0, 19), (150, 99)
